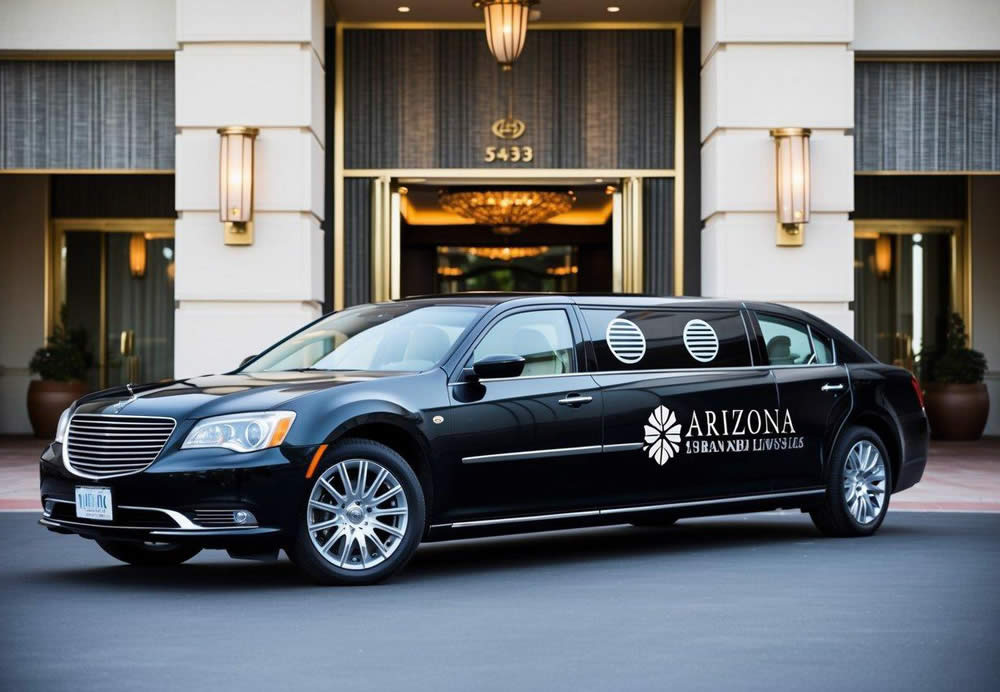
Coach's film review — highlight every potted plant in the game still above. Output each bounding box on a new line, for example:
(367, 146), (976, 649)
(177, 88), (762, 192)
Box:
(27, 311), (94, 439)
(919, 313), (989, 441)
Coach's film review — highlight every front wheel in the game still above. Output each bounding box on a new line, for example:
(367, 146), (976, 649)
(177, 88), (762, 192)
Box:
(97, 540), (202, 566)
(292, 439), (426, 586)
(810, 426), (893, 537)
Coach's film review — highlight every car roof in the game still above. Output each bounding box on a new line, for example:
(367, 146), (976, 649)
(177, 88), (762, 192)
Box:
(397, 292), (745, 309)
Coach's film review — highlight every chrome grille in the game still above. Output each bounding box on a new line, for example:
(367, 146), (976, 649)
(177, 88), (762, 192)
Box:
(65, 413), (176, 479)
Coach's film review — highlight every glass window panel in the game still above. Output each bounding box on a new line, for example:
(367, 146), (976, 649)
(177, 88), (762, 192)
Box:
(472, 310), (575, 376)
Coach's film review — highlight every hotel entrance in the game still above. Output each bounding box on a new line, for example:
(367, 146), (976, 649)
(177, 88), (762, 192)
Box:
(397, 182), (616, 296)
(360, 177), (650, 302)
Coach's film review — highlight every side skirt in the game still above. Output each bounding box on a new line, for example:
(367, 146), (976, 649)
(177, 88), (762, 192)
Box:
(426, 488), (825, 542)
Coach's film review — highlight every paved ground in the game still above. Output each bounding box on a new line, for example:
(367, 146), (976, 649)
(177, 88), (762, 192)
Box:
(2, 511), (998, 691)
(5, 435), (999, 511)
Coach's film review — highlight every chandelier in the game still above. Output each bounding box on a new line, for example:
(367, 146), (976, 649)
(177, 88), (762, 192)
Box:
(439, 190), (575, 235)
(441, 246), (550, 261)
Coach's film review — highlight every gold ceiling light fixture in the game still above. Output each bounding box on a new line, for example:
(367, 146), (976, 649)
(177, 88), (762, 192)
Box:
(439, 189), (575, 235)
(875, 234), (892, 278)
(474, 0), (536, 70)
(444, 246), (550, 261)
(474, 1), (537, 137)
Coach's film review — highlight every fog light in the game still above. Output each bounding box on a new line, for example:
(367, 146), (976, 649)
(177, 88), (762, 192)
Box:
(44, 499), (55, 515)
(233, 510), (255, 525)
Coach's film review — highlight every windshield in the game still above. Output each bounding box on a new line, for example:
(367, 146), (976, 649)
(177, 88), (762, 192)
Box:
(242, 304), (484, 373)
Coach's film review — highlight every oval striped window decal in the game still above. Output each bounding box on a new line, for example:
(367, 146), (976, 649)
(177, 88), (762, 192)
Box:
(683, 319), (720, 363)
(606, 318), (646, 364)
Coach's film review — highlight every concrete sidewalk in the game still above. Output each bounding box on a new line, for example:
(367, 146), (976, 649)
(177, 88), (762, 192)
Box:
(2, 435), (999, 512)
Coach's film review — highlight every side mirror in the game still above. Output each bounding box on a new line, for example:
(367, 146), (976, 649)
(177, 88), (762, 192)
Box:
(468, 354), (526, 380)
(238, 355), (257, 370)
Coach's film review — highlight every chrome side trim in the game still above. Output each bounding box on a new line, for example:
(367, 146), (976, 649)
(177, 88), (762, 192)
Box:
(461, 441), (646, 464)
(462, 445), (603, 464)
(449, 509), (601, 528)
(435, 489), (826, 529)
(602, 442), (644, 452)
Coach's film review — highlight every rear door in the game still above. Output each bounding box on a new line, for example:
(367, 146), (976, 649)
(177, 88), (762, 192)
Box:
(438, 306), (606, 522)
(750, 310), (852, 490)
(583, 306), (784, 506)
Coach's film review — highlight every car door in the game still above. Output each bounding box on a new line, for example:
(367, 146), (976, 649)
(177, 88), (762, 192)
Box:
(582, 306), (782, 506)
(437, 306), (606, 522)
(751, 310), (852, 491)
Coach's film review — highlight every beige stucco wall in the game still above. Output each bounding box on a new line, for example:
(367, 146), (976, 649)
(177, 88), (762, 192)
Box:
(0, 176), (48, 435)
(0, 0), (176, 51)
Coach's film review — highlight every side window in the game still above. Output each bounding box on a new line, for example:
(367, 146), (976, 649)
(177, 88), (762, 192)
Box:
(472, 310), (575, 376)
(757, 313), (817, 365)
(582, 309), (752, 371)
(810, 327), (835, 364)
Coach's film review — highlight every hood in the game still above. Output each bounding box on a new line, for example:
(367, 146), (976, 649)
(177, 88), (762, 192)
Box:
(73, 370), (409, 421)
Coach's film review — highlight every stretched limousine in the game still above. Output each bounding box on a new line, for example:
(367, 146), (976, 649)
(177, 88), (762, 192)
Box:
(39, 295), (928, 585)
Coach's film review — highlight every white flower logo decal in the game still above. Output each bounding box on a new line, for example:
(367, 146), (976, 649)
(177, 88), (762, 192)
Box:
(644, 405), (683, 465)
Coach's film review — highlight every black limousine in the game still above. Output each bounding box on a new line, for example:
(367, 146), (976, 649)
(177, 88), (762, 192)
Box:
(40, 295), (928, 585)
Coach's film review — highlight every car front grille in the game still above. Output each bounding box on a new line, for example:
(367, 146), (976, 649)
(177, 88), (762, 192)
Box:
(64, 413), (176, 479)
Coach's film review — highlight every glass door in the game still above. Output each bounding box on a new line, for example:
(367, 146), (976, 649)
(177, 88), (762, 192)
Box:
(51, 220), (176, 389)
(853, 220), (969, 370)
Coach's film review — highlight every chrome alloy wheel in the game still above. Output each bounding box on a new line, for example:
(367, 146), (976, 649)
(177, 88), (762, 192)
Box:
(843, 440), (887, 525)
(307, 458), (409, 571)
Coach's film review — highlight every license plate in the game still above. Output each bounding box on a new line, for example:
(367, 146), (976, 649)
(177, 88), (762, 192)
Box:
(75, 487), (113, 521)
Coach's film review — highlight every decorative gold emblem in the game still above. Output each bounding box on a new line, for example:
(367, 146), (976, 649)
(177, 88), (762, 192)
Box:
(491, 118), (526, 140)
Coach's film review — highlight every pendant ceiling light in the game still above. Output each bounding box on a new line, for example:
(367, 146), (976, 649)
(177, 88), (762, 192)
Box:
(474, 0), (537, 70)
(439, 190), (575, 235)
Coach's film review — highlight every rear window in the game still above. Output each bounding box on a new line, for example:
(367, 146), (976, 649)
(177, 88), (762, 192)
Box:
(582, 309), (752, 371)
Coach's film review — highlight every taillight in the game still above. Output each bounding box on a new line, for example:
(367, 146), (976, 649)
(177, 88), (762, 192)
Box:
(911, 374), (925, 408)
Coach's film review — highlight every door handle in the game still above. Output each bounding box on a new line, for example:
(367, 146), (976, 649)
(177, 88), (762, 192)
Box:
(558, 394), (593, 407)
(821, 383), (844, 392)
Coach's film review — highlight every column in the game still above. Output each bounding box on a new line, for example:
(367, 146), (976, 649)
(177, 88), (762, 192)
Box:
(173, 0), (325, 376)
(700, 0), (855, 334)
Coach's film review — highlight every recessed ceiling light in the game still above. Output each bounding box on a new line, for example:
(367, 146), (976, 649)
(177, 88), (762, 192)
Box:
(397, 6), (411, 13)
(607, 6), (621, 13)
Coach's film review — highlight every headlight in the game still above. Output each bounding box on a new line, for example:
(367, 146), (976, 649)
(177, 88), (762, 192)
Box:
(54, 407), (72, 445)
(182, 411), (296, 453)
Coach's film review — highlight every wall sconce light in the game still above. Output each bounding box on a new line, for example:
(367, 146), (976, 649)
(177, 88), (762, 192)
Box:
(770, 127), (811, 247)
(218, 126), (259, 246)
(129, 233), (147, 278)
(474, 0), (535, 70)
(874, 234), (892, 278)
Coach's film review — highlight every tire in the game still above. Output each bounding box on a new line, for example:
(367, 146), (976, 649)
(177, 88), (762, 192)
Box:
(810, 425), (893, 537)
(292, 439), (426, 586)
(97, 540), (202, 566)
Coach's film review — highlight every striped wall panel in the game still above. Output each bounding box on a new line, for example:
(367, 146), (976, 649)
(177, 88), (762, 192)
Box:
(0, 61), (175, 170)
(343, 178), (372, 306)
(856, 62), (1000, 172)
(643, 178), (674, 296)
(344, 30), (675, 170)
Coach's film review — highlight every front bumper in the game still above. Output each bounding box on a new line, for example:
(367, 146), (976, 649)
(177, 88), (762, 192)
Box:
(39, 441), (319, 547)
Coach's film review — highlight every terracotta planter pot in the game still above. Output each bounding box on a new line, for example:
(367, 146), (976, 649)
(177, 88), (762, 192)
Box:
(26, 380), (89, 439)
(923, 382), (990, 441)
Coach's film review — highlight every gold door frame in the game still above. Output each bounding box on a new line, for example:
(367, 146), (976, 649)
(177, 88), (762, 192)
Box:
(48, 217), (176, 388)
(334, 21), (684, 308)
(853, 218), (971, 342)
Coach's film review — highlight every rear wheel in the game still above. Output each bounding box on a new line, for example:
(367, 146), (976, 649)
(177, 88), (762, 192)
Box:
(97, 540), (202, 566)
(810, 426), (892, 537)
(292, 439), (425, 586)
